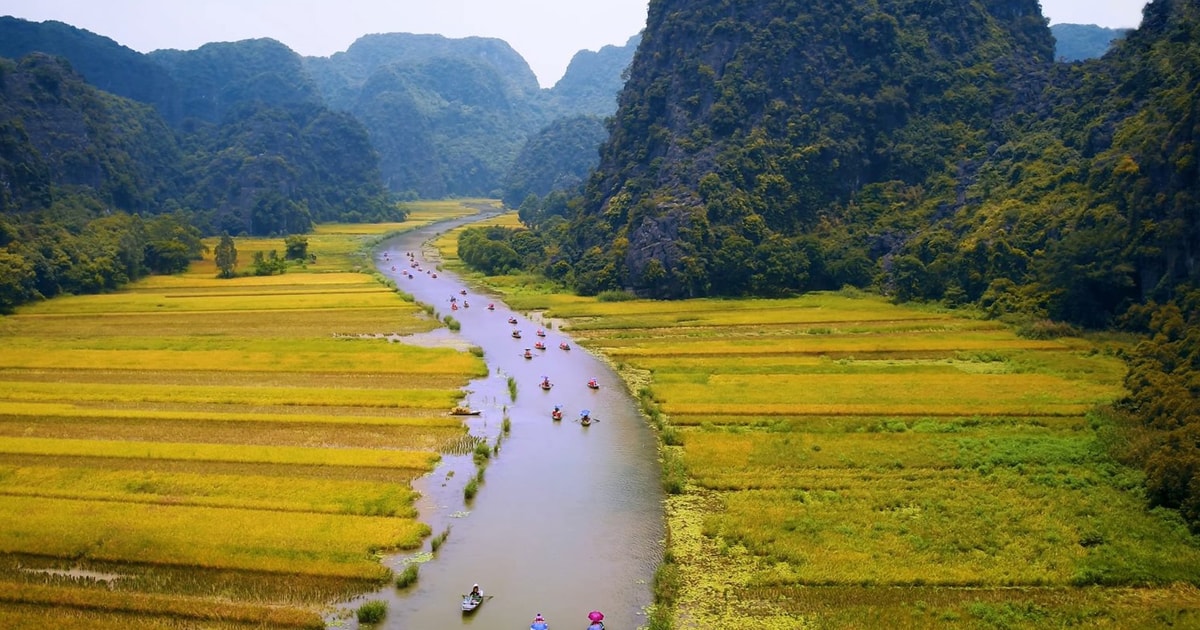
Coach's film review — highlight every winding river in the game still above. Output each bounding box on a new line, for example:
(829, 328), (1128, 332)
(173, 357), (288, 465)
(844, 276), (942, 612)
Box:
(349, 212), (664, 629)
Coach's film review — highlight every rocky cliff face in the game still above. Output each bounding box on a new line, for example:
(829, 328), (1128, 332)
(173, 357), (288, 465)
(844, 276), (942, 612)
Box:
(575, 0), (1055, 295)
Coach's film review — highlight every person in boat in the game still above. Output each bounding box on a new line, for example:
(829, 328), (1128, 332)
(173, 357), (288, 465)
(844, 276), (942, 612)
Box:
(530, 613), (549, 630)
(524, 348), (534, 359)
(541, 377), (551, 388)
(551, 405), (563, 420)
(588, 378), (599, 389)
(469, 584), (483, 602)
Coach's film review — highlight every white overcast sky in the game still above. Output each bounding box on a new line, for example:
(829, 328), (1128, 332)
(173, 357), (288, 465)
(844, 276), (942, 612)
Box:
(0, 0), (1150, 88)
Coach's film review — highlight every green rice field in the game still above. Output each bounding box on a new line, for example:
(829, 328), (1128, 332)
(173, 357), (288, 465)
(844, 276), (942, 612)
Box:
(432, 217), (1200, 629)
(0, 203), (489, 627)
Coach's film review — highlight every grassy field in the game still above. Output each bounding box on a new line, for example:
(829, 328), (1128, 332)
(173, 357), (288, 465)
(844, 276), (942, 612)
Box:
(0, 202), (489, 627)
(432, 214), (1200, 629)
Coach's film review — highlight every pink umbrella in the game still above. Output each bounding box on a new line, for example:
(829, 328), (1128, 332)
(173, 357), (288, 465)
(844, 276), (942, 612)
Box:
(588, 610), (604, 622)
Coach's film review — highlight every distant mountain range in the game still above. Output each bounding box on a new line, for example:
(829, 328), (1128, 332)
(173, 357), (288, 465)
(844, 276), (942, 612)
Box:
(0, 17), (639, 200)
(1050, 23), (1131, 61)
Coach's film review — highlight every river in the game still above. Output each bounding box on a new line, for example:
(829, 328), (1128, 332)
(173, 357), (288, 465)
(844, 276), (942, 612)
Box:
(342, 212), (664, 630)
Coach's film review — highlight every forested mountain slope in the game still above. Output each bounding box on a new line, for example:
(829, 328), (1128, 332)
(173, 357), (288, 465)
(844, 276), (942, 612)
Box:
(0, 19), (398, 235)
(547, 35), (640, 117)
(149, 38), (323, 125)
(509, 0), (1193, 329)
(0, 16), (181, 121)
(545, 0), (1056, 298)
(305, 33), (574, 198)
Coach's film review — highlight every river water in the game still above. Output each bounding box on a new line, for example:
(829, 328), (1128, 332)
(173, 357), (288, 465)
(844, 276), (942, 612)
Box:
(345, 213), (664, 630)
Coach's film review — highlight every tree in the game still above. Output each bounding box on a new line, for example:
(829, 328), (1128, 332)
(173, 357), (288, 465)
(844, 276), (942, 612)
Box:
(214, 233), (238, 278)
(284, 235), (308, 260)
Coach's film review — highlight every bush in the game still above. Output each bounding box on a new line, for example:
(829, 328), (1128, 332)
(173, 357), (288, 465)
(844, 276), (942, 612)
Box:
(431, 527), (450, 552)
(473, 441), (492, 464)
(395, 563), (419, 588)
(1017, 318), (1079, 339)
(597, 289), (637, 302)
(357, 600), (387, 624)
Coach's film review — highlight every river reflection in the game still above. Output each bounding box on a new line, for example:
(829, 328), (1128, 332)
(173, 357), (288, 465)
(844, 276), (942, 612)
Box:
(340, 213), (664, 630)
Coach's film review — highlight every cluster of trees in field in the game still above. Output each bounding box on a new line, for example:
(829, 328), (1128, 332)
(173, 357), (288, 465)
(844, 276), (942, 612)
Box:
(1118, 292), (1200, 531)
(0, 209), (203, 311)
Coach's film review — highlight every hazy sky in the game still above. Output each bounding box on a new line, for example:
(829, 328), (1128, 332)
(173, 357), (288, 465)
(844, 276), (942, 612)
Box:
(0, 0), (1150, 88)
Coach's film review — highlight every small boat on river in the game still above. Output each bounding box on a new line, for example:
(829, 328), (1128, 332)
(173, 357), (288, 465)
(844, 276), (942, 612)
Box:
(449, 406), (481, 416)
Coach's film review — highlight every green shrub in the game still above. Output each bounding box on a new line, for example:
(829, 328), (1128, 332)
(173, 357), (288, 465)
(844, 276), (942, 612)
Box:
(597, 289), (637, 302)
(357, 600), (387, 624)
(430, 527), (450, 553)
(395, 563), (419, 588)
(473, 441), (492, 464)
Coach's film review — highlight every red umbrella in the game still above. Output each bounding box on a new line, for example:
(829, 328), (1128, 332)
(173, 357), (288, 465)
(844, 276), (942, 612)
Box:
(588, 610), (604, 622)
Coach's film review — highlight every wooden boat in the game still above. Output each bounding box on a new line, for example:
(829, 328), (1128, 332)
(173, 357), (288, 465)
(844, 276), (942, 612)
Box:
(461, 593), (484, 612)
(449, 406), (481, 416)
(551, 406), (563, 421)
(559, 342), (571, 351)
(512, 330), (522, 339)
(534, 341), (546, 350)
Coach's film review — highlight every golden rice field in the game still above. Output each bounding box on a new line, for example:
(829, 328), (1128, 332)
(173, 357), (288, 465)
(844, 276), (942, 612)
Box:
(542, 293), (1200, 629)
(431, 215), (1200, 630)
(0, 203), (489, 628)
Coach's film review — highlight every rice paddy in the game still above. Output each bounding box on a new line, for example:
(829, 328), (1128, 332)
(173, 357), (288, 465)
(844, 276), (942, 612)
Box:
(543, 292), (1200, 628)
(0, 203), (488, 627)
